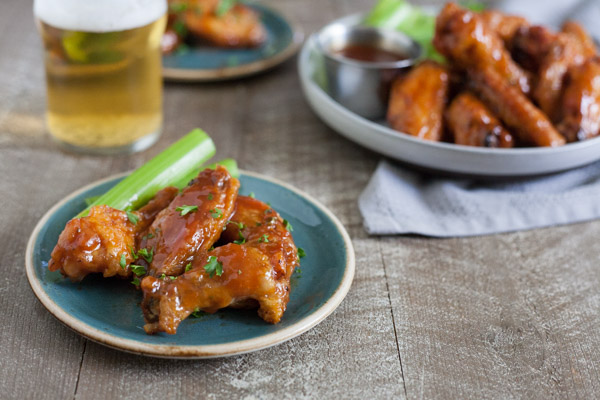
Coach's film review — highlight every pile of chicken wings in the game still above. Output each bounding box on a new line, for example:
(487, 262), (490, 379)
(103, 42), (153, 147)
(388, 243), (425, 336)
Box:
(48, 166), (299, 335)
(387, 2), (600, 148)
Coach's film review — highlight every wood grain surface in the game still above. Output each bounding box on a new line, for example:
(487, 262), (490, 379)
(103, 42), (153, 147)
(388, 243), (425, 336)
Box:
(1, 0), (599, 399)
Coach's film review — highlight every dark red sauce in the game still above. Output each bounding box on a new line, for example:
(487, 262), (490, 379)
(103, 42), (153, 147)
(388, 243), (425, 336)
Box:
(334, 44), (408, 63)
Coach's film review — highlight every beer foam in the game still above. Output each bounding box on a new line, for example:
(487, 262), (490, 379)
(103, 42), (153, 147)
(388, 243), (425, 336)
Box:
(34, 0), (166, 32)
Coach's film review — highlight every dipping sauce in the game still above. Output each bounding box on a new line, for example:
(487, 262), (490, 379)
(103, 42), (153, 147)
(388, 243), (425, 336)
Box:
(334, 44), (409, 63)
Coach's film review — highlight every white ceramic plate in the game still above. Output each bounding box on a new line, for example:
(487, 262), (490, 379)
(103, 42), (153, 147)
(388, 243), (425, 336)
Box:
(298, 15), (600, 177)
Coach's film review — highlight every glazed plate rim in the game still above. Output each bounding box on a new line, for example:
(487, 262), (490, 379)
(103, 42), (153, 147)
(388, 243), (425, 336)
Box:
(25, 170), (355, 359)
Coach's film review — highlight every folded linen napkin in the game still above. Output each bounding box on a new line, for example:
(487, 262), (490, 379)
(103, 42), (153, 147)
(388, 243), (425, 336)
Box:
(359, 160), (600, 237)
(358, 0), (600, 237)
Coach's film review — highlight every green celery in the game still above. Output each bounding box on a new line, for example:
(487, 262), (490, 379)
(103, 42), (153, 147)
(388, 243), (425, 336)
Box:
(364, 0), (485, 63)
(77, 129), (215, 218)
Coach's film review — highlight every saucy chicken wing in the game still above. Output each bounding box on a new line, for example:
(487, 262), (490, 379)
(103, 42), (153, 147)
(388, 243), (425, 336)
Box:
(48, 187), (178, 282)
(470, 67), (566, 147)
(562, 21), (597, 57)
(480, 10), (528, 43)
(510, 25), (558, 72)
(557, 58), (600, 142)
(433, 2), (531, 94)
(446, 92), (514, 148)
(184, 0), (266, 48)
(141, 196), (299, 334)
(387, 61), (449, 141)
(140, 166), (239, 278)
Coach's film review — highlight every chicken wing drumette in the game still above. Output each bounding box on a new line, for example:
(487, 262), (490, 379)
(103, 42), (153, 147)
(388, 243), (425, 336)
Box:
(433, 2), (531, 94)
(48, 187), (178, 282)
(387, 61), (449, 141)
(446, 92), (514, 148)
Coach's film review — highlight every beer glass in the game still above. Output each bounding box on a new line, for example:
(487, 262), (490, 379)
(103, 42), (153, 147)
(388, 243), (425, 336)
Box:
(34, 0), (167, 154)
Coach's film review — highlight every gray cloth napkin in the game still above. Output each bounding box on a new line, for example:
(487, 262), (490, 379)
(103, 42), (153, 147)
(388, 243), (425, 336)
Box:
(358, 0), (600, 237)
(359, 160), (600, 237)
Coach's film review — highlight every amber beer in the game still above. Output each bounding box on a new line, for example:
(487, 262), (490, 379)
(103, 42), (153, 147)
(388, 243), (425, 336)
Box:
(34, 0), (167, 154)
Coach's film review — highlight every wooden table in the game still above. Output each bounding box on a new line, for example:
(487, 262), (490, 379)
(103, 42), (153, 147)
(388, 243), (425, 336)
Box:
(2, 0), (599, 398)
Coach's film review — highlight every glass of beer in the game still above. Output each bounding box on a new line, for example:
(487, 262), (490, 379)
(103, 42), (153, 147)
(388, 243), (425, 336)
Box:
(34, 0), (167, 154)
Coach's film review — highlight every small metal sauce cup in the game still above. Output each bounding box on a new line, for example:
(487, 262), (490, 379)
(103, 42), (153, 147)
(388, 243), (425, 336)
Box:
(316, 23), (421, 120)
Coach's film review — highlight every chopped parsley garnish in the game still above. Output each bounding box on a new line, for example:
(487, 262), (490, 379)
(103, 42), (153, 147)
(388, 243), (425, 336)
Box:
(210, 208), (223, 219)
(130, 265), (146, 277)
(248, 192), (255, 198)
(203, 256), (223, 278)
(258, 234), (269, 243)
(216, 0), (237, 16)
(159, 274), (166, 279)
(264, 208), (272, 214)
(185, 263), (192, 272)
(126, 211), (139, 225)
(119, 253), (127, 269)
(128, 245), (136, 259)
(169, 2), (188, 13)
(142, 232), (154, 240)
(238, 269), (242, 275)
(255, 222), (262, 227)
(137, 247), (153, 263)
(283, 219), (293, 232)
(173, 20), (187, 36)
(233, 231), (246, 245)
(190, 309), (206, 318)
(176, 205), (198, 216)
(207, 193), (213, 200)
(169, 276), (177, 281)
(298, 248), (306, 258)
(228, 221), (245, 230)
(131, 277), (141, 286)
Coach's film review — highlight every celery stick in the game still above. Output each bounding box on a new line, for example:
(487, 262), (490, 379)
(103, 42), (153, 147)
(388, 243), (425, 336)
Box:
(77, 128), (215, 217)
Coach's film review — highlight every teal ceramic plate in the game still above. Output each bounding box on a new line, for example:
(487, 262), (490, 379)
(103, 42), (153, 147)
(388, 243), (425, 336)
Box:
(162, 4), (303, 82)
(25, 171), (354, 358)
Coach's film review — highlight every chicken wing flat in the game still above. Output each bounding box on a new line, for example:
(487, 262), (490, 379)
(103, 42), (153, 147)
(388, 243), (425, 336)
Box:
(387, 61), (449, 141)
(433, 2), (531, 94)
(556, 58), (600, 142)
(184, 0), (266, 48)
(480, 10), (528, 43)
(140, 166), (239, 278)
(562, 21), (597, 57)
(48, 187), (178, 282)
(141, 196), (299, 334)
(470, 67), (565, 147)
(534, 33), (596, 118)
(446, 92), (514, 148)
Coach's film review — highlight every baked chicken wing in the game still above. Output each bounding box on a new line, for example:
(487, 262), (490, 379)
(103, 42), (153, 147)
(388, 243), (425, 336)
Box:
(562, 21), (597, 57)
(141, 196), (299, 334)
(184, 0), (266, 48)
(557, 58), (600, 142)
(446, 92), (514, 148)
(433, 2), (531, 94)
(480, 10), (528, 43)
(470, 67), (565, 147)
(140, 166), (239, 278)
(48, 187), (178, 282)
(387, 61), (449, 141)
